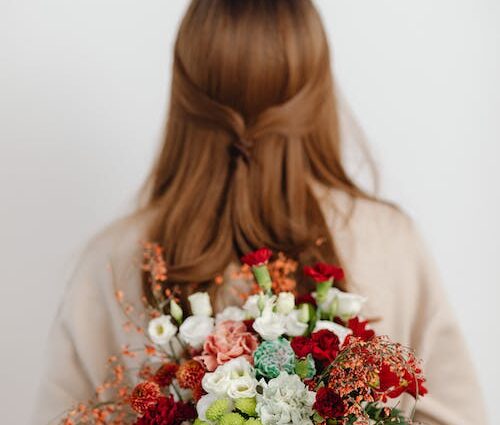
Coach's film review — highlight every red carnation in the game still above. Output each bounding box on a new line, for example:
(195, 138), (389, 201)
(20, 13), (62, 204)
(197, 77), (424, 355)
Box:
(153, 362), (179, 387)
(313, 387), (346, 419)
(304, 263), (344, 282)
(129, 381), (162, 414)
(291, 330), (340, 367)
(310, 329), (340, 366)
(347, 317), (375, 341)
(134, 395), (196, 425)
(241, 248), (273, 267)
(295, 293), (317, 307)
(291, 335), (313, 358)
(176, 360), (205, 390)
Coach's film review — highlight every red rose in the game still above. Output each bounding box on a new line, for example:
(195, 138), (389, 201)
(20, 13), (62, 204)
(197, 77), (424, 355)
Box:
(313, 387), (345, 419)
(129, 381), (162, 414)
(304, 263), (344, 282)
(291, 335), (313, 358)
(347, 317), (375, 341)
(310, 329), (340, 365)
(241, 248), (273, 267)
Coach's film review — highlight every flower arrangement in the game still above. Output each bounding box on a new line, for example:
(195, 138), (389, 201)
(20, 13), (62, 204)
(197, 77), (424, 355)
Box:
(55, 245), (426, 425)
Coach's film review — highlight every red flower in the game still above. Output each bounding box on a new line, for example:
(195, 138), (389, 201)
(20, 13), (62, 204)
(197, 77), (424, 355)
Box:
(313, 387), (346, 419)
(295, 293), (317, 307)
(347, 317), (375, 341)
(153, 362), (179, 387)
(241, 248), (273, 267)
(291, 330), (340, 366)
(176, 360), (205, 390)
(129, 381), (162, 414)
(134, 396), (196, 425)
(303, 263), (344, 282)
(378, 363), (428, 400)
(310, 329), (340, 366)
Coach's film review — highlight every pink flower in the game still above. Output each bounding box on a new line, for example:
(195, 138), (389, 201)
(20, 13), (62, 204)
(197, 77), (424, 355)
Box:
(197, 321), (259, 371)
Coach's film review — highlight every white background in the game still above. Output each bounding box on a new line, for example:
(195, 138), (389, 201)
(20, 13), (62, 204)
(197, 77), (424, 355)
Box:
(1, 1), (499, 424)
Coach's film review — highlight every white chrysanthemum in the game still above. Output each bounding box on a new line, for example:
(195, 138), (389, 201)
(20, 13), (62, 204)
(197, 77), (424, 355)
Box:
(256, 372), (316, 425)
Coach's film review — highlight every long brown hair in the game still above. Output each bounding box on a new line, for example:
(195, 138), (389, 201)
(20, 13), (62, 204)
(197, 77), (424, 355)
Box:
(142, 0), (373, 305)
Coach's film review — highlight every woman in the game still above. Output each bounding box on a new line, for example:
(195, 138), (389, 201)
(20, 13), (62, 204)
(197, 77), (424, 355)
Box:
(34, 1), (487, 424)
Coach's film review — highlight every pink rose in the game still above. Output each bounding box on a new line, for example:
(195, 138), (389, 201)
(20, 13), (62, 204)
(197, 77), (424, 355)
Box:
(197, 320), (258, 371)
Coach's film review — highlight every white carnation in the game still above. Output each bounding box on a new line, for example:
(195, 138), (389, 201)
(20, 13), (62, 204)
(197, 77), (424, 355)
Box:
(256, 372), (315, 425)
(147, 315), (177, 346)
(179, 315), (214, 349)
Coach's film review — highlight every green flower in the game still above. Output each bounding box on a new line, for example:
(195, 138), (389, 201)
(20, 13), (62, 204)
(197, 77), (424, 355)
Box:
(294, 354), (316, 379)
(194, 420), (210, 425)
(219, 413), (245, 425)
(235, 397), (257, 416)
(253, 337), (295, 379)
(245, 419), (262, 425)
(206, 399), (232, 422)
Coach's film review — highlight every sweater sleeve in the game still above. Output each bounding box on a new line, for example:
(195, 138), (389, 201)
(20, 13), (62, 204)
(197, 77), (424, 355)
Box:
(32, 226), (145, 425)
(404, 222), (488, 425)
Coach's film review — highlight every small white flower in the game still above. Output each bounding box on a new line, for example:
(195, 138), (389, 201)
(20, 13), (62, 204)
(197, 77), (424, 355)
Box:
(215, 306), (247, 324)
(227, 375), (257, 398)
(221, 356), (255, 379)
(179, 315), (214, 349)
(314, 320), (352, 345)
(253, 297), (286, 341)
(275, 292), (295, 315)
(256, 372), (315, 425)
(188, 292), (213, 316)
(147, 315), (177, 346)
(284, 310), (308, 337)
(335, 290), (366, 319)
(243, 294), (265, 318)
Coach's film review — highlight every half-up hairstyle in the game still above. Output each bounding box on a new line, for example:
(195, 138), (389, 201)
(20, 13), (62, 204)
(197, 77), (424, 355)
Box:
(142, 0), (373, 305)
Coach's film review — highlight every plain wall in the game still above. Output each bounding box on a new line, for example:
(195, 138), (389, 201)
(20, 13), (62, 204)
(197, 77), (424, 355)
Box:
(1, 1), (499, 424)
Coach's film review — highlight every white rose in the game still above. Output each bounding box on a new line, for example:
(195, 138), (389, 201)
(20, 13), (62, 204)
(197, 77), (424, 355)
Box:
(202, 367), (232, 396)
(253, 297), (286, 341)
(284, 310), (308, 337)
(148, 315), (177, 346)
(335, 291), (366, 319)
(275, 292), (295, 315)
(216, 306), (247, 324)
(243, 294), (264, 318)
(179, 315), (214, 349)
(227, 375), (258, 398)
(314, 320), (352, 345)
(188, 292), (213, 316)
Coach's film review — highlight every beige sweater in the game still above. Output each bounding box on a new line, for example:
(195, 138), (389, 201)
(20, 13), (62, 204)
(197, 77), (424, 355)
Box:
(33, 188), (488, 424)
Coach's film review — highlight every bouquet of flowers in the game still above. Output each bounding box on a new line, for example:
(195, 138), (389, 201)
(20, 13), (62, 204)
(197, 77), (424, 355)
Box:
(56, 246), (426, 425)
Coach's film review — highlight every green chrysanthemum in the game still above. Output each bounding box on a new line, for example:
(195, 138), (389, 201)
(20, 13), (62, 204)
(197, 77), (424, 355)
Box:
(219, 412), (245, 425)
(253, 337), (295, 379)
(206, 399), (232, 422)
(194, 419), (209, 425)
(235, 397), (257, 416)
(245, 419), (262, 425)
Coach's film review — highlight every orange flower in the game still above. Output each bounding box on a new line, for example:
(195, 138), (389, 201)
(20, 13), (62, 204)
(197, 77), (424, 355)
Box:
(176, 360), (205, 389)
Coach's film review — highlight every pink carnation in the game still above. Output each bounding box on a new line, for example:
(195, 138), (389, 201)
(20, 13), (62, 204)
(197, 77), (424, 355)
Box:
(197, 320), (258, 371)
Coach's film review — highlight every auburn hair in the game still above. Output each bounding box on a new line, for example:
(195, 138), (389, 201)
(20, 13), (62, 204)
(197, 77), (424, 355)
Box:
(142, 0), (374, 306)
